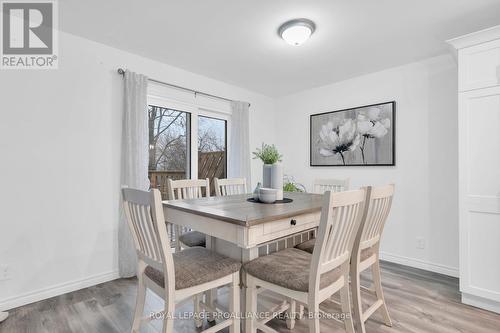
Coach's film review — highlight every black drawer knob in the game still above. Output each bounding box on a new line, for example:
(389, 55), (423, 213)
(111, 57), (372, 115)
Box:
(290, 219), (297, 226)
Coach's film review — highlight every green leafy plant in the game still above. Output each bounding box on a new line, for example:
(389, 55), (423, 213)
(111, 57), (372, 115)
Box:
(283, 174), (305, 192)
(283, 182), (303, 192)
(252, 143), (283, 164)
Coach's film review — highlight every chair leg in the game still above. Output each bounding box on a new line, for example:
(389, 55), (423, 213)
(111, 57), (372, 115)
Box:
(298, 304), (305, 320)
(372, 258), (392, 327)
(339, 273), (355, 333)
(132, 265), (147, 333)
(245, 277), (257, 333)
(350, 258), (366, 333)
(194, 294), (203, 328)
(175, 225), (182, 252)
(230, 272), (241, 333)
(286, 299), (296, 329)
(162, 300), (175, 333)
(206, 289), (217, 323)
(307, 301), (320, 333)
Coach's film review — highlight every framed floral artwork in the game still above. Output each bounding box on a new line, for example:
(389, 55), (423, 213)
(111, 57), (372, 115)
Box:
(310, 101), (395, 166)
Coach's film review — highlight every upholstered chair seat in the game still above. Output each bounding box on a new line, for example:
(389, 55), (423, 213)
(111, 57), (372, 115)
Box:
(178, 231), (206, 248)
(244, 248), (342, 292)
(145, 247), (241, 290)
(294, 238), (316, 253)
(295, 238), (375, 261)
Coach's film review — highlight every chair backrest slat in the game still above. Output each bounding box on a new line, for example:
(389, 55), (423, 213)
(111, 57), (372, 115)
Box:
(167, 178), (210, 200)
(313, 178), (350, 194)
(309, 189), (366, 291)
(214, 178), (247, 197)
(332, 205), (350, 260)
(359, 185), (394, 250)
(122, 187), (174, 290)
(133, 204), (151, 256)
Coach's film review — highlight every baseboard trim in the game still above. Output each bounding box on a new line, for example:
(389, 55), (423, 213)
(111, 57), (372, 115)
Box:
(379, 251), (459, 278)
(462, 293), (500, 314)
(0, 271), (120, 312)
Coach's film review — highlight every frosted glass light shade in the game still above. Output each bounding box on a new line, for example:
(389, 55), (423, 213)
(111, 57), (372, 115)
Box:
(279, 19), (316, 46)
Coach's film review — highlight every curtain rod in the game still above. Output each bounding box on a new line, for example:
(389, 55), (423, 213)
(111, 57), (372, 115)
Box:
(117, 68), (250, 107)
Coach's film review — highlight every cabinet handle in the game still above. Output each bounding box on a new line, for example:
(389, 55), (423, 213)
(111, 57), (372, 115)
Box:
(290, 219), (297, 226)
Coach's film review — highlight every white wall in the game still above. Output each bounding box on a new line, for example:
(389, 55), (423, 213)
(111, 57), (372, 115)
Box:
(0, 31), (275, 311)
(275, 54), (459, 276)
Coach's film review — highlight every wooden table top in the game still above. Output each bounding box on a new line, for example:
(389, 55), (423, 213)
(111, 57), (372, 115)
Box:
(163, 192), (324, 227)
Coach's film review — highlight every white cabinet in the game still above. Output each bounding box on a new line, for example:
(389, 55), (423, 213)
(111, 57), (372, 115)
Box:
(449, 26), (500, 314)
(458, 87), (500, 310)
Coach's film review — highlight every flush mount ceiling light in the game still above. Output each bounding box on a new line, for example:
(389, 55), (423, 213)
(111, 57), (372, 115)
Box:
(278, 18), (316, 46)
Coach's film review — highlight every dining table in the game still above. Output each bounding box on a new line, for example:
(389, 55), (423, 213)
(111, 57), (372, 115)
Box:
(163, 191), (324, 331)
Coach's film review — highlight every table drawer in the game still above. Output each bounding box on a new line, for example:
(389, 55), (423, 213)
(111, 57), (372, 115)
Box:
(263, 212), (320, 235)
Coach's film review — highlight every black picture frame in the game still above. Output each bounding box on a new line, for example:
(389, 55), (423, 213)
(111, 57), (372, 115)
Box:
(310, 101), (396, 167)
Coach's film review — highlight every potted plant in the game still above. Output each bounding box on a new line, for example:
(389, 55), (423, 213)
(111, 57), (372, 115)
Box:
(283, 175), (306, 192)
(253, 143), (284, 200)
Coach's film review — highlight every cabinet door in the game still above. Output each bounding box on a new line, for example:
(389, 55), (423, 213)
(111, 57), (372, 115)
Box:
(459, 86), (500, 312)
(459, 39), (500, 92)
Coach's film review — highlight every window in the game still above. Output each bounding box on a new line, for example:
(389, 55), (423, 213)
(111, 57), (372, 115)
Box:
(147, 82), (232, 199)
(148, 105), (191, 197)
(198, 115), (227, 195)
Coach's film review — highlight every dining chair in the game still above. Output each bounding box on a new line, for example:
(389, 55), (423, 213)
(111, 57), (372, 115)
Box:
(208, 177), (247, 319)
(243, 189), (366, 333)
(122, 187), (241, 333)
(295, 178), (350, 253)
(350, 184), (395, 333)
(313, 178), (350, 194)
(285, 178), (349, 325)
(167, 178), (210, 252)
(214, 178), (247, 196)
(293, 178), (351, 263)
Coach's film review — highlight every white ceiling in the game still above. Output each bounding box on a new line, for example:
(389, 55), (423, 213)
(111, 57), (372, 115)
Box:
(60, 0), (500, 97)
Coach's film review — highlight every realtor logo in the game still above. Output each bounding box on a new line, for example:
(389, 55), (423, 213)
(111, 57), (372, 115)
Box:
(1, 0), (58, 69)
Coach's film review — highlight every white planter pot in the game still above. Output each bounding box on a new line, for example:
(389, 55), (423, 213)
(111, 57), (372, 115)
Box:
(262, 164), (273, 188)
(262, 163), (284, 200)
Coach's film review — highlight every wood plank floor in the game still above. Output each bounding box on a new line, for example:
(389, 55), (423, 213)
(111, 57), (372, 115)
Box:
(1, 261), (499, 333)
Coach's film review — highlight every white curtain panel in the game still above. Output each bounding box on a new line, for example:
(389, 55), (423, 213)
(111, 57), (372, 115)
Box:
(119, 71), (149, 278)
(228, 101), (251, 187)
